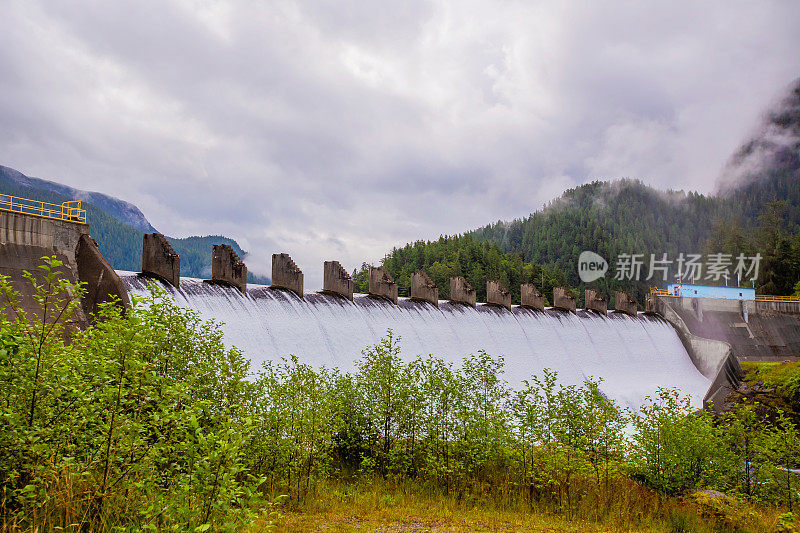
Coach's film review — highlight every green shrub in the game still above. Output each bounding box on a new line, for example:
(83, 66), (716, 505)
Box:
(0, 259), (262, 530)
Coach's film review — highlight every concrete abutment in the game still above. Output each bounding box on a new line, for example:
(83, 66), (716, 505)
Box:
(449, 276), (476, 307)
(369, 266), (398, 304)
(78, 234), (130, 320)
(271, 253), (303, 297)
(323, 260), (353, 300)
(613, 291), (638, 316)
(553, 287), (576, 312)
(585, 288), (607, 315)
(141, 233), (180, 288)
(520, 284), (545, 311)
(212, 244), (247, 293)
(411, 271), (438, 306)
(486, 280), (511, 310)
(0, 210), (128, 327)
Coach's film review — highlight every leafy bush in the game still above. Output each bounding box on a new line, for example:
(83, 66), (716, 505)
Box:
(0, 258), (262, 530)
(629, 389), (728, 495)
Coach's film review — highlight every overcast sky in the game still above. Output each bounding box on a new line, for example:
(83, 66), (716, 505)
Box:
(1, 1), (799, 286)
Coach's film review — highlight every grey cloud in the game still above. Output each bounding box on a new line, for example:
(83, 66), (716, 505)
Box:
(1, 0), (799, 288)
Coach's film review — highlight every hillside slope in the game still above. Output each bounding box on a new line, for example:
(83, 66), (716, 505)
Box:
(1, 165), (156, 234)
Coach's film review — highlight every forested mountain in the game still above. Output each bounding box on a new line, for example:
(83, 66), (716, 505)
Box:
(467, 177), (800, 304)
(365, 175), (799, 307)
(369, 79), (800, 306)
(0, 165), (270, 283)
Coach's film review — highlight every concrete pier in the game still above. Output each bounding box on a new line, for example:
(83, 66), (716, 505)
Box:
(323, 260), (353, 301)
(369, 266), (398, 304)
(450, 276), (476, 307)
(1, 209), (129, 327)
(212, 244), (247, 293)
(271, 253), (303, 297)
(487, 280), (511, 310)
(553, 287), (576, 312)
(613, 291), (638, 316)
(141, 233), (180, 288)
(645, 293), (658, 314)
(585, 289), (607, 315)
(78, 234), (130, 320)
(411, 271), (438, 306)
(520, 284), (545, 311)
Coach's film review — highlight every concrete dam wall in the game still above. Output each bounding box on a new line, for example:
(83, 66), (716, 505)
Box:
(0, 210), (128, 325)
(653, 295), (800, 361)
(0, 208), (740, 411)
(119, 271), (711, 411)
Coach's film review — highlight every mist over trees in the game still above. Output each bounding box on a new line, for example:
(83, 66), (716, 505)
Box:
(365, 175), (800, 306)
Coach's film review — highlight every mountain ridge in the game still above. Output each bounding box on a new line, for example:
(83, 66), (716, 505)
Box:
(0, 165), (157, 234)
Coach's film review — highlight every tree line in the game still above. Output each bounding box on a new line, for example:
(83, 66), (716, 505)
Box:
(351, 235), (566, 303)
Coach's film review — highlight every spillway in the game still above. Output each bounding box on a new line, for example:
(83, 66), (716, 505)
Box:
(119, 272), (711, 411)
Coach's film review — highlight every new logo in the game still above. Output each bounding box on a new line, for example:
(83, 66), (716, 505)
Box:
(578, 251), (608, 283)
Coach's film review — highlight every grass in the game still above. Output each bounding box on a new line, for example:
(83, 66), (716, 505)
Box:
(249, 480), (787, 533)
(740, 360), (800, 417)
(741, 361), (800, 387)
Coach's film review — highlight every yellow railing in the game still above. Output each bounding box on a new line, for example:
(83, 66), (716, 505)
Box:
(649, 287), (674, 297)
(0, 194), (86, 224)
(650, 287), (800, 302)
(755, 294), (800, 302)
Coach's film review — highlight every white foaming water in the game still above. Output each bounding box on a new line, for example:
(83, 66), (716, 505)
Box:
(118, 272), (711, 410)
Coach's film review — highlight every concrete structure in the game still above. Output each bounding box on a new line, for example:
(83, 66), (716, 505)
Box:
(271, 253), (303, 297)
(667, 283), (755, 301)
(755, 300), (800, 315)
(584, 288), (607, 315)
(141, 233), (180, 288)
(0, 209), (128, 326)
(647, 294), (743, 411)
(77, 234), (131, 320)
(649, 294), (800, 361)
(520, 284), (545, 311)
(410, 271), (438, 306)
(613, 291), (638, 316)
(1, 210), (82, 258)
(486, 280), (511, 310)
(449, 276), (476, 307)
(323, 260), (353, 301)
(0, 243), (86, 328)
(645, 293), (658, 314)
(369, 266), (398, 304)
(553, 287), (576, 312)
(212, 244), (247, 293)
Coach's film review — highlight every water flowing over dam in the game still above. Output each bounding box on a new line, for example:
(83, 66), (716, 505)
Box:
(119, 272), (711, 411)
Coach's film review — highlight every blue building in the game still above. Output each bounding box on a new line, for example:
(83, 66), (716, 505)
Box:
(666, 283), (755, 300)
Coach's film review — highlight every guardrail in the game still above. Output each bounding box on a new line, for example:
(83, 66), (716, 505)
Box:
(0, 194), (86, 224)
(649, 288), (674, 297)
(649, 287), (800, 302)
(755, 295), (800, 302)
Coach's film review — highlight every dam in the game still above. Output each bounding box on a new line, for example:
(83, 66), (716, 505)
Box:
(1, 201), (755, 412)
(119, 272), (711, 411)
